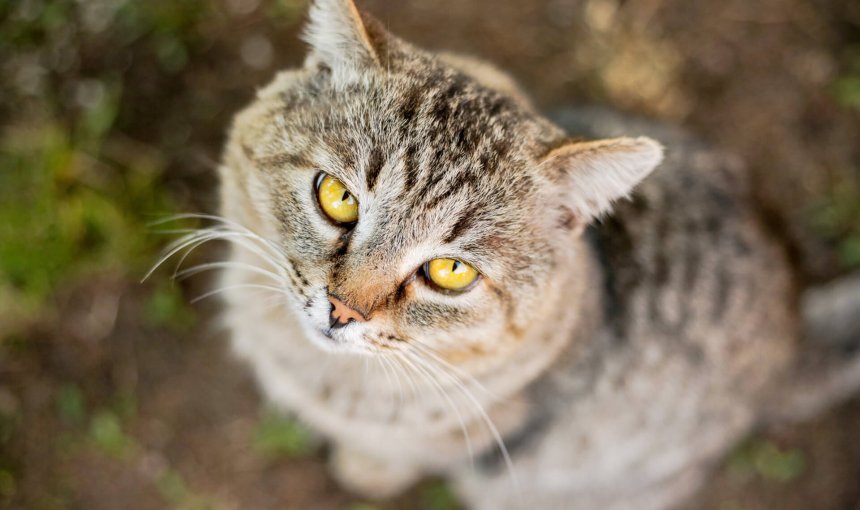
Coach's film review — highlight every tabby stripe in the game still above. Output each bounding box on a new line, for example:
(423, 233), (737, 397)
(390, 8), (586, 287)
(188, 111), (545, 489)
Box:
(365, 146), (385, 191)
(403, 141), (422, 191)
(398, 86), (423, 124)
(445, 203), (481, 244)
(424, 169), (477, 211)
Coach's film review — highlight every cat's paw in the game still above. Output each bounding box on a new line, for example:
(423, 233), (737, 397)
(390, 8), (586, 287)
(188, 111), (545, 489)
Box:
(329, 447), (421, 499)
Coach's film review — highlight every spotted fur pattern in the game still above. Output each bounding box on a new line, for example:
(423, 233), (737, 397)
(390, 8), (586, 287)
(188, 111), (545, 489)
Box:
(215, 1), (808, 508)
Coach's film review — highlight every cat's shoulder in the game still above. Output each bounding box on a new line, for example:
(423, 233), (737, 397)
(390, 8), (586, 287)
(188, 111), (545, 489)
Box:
(562, 107), (794, 345)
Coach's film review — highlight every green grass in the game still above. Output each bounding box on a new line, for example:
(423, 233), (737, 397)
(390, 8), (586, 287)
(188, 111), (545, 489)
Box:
(347, 504), (382, 510)
(156, 467), (222, 510)
(55, 385), (87, 426)
(833, 44), (860, 109)
(420, 481), (459, 510)
(727, 437), (806, 483)
(808, 181), (860, 269)
(0, 115), (188, 336)
(0, 0), (215, 341)
(0, 469), (15, 500)
(253, 410), (316, 458)
(145, 283), (197, 331)
(88, 410), (137, 458)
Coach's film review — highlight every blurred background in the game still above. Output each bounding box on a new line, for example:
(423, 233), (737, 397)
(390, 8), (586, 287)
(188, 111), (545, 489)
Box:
(1, 0), (860, 509)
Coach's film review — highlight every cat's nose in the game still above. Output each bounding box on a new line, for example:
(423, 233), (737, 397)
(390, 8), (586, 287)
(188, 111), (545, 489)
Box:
(327, 293), (368, 329)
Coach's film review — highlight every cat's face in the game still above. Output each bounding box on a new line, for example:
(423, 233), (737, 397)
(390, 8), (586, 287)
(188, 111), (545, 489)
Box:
(221, 0), (662, 359)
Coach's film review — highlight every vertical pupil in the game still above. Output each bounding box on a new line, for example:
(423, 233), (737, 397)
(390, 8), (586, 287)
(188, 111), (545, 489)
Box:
(452, 260), (460, 272)
(341, 190), (350, 202)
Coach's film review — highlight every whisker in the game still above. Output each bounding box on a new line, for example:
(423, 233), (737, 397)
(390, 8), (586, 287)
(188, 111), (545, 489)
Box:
(409, 340), (501, 402)
(375, 355), (402, 419)
(388, 354), (421, 408)
(173, 230), (286, 276)
(405, 350), (518, 491)
(151, 213), (290, 263)
(395, 351), (476, 466)
(174, 261), (285, 283)
(382, 353), (408, 415)
(189, 283), (287, 304)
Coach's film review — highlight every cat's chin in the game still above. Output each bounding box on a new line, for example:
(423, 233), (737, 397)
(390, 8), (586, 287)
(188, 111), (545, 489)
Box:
(295, 318), (381, 357)
(308, 334), (381, 357)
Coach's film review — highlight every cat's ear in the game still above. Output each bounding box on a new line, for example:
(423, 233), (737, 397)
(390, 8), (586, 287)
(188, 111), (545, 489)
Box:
(303, 0), (389, 73)
(542, 136), (663, 223)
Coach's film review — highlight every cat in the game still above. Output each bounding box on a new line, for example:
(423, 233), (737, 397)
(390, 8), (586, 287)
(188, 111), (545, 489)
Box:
(188, 1), (860, 508)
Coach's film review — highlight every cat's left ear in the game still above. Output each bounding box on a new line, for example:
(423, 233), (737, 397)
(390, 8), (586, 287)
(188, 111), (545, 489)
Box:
(542, 136), (664, 224)
(303, 0), (391, 74)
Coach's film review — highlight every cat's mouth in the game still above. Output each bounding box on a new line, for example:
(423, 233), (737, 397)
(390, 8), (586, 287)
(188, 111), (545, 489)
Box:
(297, 313), (372, 354)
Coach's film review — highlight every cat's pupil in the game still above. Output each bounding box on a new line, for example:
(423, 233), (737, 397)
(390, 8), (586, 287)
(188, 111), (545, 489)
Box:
(341, 190), (350, 202)
(452, 260), (461, 272)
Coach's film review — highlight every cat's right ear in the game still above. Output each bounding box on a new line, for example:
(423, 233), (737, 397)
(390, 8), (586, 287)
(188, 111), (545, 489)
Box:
(541, 136), (664, 227)
(303, 0), (390, 75)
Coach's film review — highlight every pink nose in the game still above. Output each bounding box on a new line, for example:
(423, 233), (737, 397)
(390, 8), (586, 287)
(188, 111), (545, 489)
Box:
(328, 294), (367, 329)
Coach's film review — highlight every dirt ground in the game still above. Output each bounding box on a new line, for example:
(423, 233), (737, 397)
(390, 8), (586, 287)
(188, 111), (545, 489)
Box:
(2, 0), (860, 509)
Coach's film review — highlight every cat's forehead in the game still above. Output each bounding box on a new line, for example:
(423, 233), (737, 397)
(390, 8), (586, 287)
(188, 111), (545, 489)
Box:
(292, 63), (552, 172)
(318, 72), (544, 234)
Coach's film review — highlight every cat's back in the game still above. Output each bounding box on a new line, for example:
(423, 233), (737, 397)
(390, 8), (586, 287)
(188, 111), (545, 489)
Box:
(558, 107), (798, 395)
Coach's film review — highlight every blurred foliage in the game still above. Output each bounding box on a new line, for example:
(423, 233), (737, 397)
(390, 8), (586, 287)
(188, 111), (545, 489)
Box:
(727, 438), (806, 484)
(0, 115), (181, 329)
(0, 468), (15, 500)
(0, 0), (215, 338)
(145, 282), (197, 331)
(808, 181), (860, 268)
(833, 44), (860, 109)
(156, 469), (192, 505)
(55, 384), (87, 426)
(420, 481), (459, 510)
(253, 410), (316, 458)
(348, 504), (382, 510)
(88, 409), (137, 458)
(156, 468), (221, 510)
(812, 44), (860, 269)
(269, 0), (309, 24)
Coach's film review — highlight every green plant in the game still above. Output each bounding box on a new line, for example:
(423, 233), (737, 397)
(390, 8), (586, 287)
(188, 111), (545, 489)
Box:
(252, 410), (315, 458)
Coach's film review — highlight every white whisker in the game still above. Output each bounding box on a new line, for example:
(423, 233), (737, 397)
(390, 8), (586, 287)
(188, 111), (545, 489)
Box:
(174, 261), (284, 283)
(405, 350), (518, 491)
(396, 351), (476, 466)
(409, 340), (501, 402)
(375, 355), (402, 418)
(381, 353), (407, 415)
(190, 283), (287, 304)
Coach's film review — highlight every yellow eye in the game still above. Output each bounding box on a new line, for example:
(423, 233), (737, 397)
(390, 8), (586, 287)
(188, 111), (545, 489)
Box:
(425, 258), (480, 292)
(317, 174), (359, 224)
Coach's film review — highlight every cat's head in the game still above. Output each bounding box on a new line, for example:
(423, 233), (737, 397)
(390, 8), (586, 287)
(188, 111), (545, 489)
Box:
(221, 0), (663, 358)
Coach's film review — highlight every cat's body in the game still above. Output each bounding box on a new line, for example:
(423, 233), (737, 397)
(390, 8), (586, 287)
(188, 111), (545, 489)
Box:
(208, 1), (860, 509)
(455, 111), (796, 509)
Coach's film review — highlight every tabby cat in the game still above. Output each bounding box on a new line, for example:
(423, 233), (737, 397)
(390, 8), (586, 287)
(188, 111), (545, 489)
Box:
(193, 1), (860, 508)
